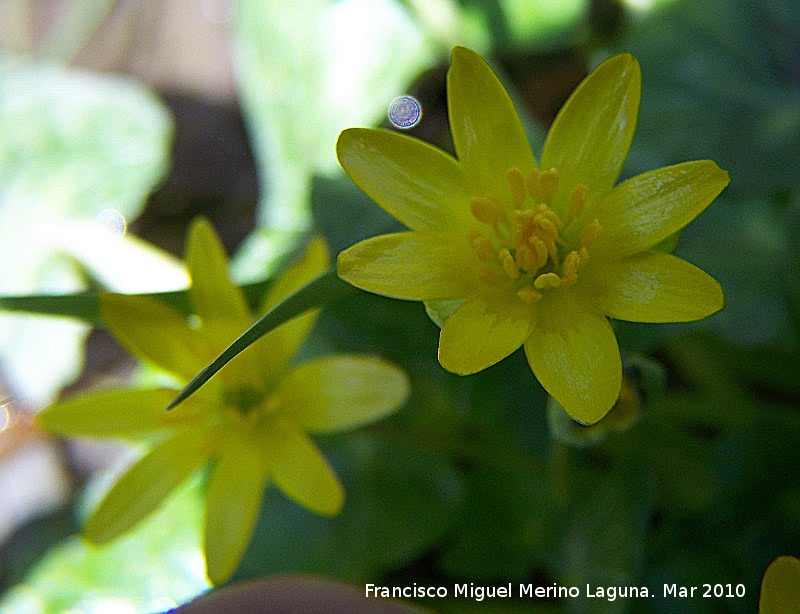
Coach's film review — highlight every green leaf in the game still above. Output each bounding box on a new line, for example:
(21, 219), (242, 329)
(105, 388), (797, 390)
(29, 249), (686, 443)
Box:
(168, 270), (356, 410)
(0, 279), (273, 325)
(619, 0), (800, 199)
(0, 478), (210, 613)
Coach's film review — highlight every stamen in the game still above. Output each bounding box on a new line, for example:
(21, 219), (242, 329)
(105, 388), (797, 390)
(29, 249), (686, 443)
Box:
(529, 237), (549, 270)
(566, 185), (588, 226)
(515, 243), (538, 272)
(469, 230), (496, 262)
(578, 247), (590, 268)
(517, 286), (543, 304)
(470, 196), (503, 226)
(538, 169), (560, 203)
(536, 216), (558, 238)
(534, 272), (562, 290)
(561, 251), (580, 278)
(579, 219), (603, 248)
(498, 248), (520, 280)
(506, 168), (527, 207)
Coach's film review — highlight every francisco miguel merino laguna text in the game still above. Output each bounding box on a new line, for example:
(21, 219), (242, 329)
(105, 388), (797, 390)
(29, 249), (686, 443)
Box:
(365, 583), (652, 601)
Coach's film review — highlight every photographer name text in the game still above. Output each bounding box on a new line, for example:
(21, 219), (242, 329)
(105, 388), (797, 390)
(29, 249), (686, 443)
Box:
(365, 582), (746, 602)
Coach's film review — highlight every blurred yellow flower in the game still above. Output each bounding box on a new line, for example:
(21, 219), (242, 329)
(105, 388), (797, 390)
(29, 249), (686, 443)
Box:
(760, 555), (800, 613)
(37, 218), (409, 585)
(337, 47), (727, 424)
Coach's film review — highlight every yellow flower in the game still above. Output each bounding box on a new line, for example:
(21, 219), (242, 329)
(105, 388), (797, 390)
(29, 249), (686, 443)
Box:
(760, 556), (800, 614)
(336, 47), (728, 424)
(37, 218), (409, 585)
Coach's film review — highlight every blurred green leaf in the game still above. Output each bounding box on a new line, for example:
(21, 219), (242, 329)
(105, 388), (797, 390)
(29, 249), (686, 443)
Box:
(230, 0), (439, 280)
(0, 59), (177, 405)
(0, 278), (274, 325)
(677, 199), (792, 345)
(616, 0), (800, 346)
(0, 478), (209, 614)
(555, 451), (654, 614)
(438, 460), (548, 581)
(620, 0), (800, 199)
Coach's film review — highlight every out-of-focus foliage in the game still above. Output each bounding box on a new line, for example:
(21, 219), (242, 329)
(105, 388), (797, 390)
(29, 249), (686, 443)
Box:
(616, 0), (800, 347)
(0, 59), (181, 406)
(230, 0), (441, 280)
(1, 0), (799, 612)
(0, 477), (209, 614)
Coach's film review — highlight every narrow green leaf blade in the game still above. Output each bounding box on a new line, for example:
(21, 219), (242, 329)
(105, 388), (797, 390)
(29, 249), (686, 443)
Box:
(0, 280), (273, 324)
(168, 270), (356, 410)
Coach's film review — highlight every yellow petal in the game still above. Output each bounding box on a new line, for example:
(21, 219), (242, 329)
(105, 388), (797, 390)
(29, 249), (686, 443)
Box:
(524, 294), (621, 425)
(204, 435), (270, 585)
(186, 217), (251, 336)
(186, 217), (263, 391)
(36, 388), (201, 437)
(255, 237), (329, 383)
(540, 54), (640, 214)
(438, 292), (533, 375)
(260, 417), (344, 516)
(583, 252), (724, 323)
(760, 556), (800, 614)
(102, 293), (208, 381)
(337, 128), (470, 232)
(447, 46), (536, 198)
(337, 232), (475, 301)
(85, 429), (213, 544)
(276, 356), (409, 433)
(593, 160), (730, 259)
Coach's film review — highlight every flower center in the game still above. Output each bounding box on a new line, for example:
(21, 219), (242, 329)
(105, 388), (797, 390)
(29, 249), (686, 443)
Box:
(467, 167), (602, 304)
(224, 386), (265, 416)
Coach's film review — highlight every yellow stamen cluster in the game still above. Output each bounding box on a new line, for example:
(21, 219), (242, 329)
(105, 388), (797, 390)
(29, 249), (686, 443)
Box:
(467, 167), (602, 304)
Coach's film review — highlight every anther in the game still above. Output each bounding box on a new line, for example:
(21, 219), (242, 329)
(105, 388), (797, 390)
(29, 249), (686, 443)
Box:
(579, 219), (603, 248)
(566, 185), (588, 225)
(506, 168), (527, 207)
(538, 169), (560, 203)
(536, 216), (558, 238)
(515, 243), (537, 272)
(498, 248), (520, 280)
(529, 237), (549, 269)
(578, 247), (590, 268)
(562, 251), (580, 278)
(469, 231), (496, 262)
(534, 272), (562, 290)
(470, 196), (503, 226)
(517, 286), (543, 304)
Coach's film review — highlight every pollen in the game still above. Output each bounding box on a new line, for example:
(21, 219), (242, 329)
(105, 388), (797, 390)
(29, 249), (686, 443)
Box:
(469, 230), (497, 262)
(580, 219), (603, 248)
(534, 272), (562, 290)
(469, 166), (598, 303)
(470, 196), (503, 226)
(537, 168), (560, 203)
(566, 184), (588, 225)
(498, 248), (520, 280)
(506, 168), (527, 207)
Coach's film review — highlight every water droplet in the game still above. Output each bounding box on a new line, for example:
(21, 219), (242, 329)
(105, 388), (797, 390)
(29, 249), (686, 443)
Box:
(95, 209), (127, 236)
(388, 95), (422, 129)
